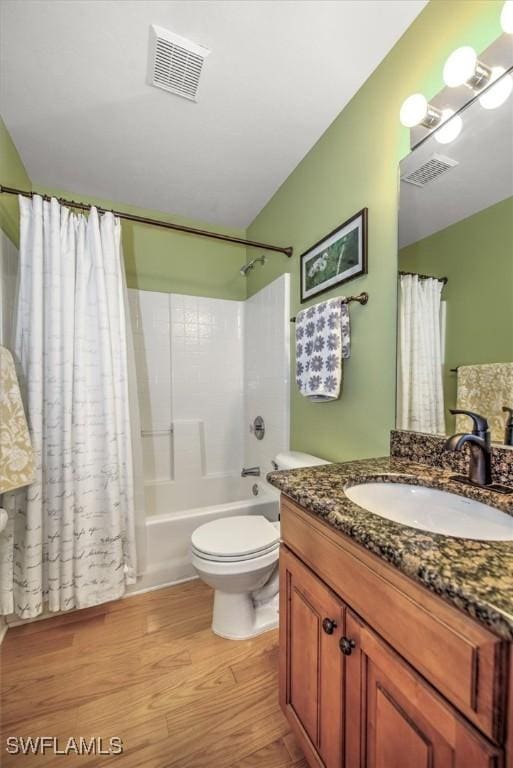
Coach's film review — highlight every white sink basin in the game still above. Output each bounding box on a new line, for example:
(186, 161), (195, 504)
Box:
(344, 482), (513, 541)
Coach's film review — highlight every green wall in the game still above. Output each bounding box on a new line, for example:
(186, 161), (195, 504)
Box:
(1, 120), (248, 300)
(246, 0), (504, 463)
(0, 116), (31, 245)
(1, 1), (507, 459)
(399, 196), (513, 433)
(33, 186), (248, 300)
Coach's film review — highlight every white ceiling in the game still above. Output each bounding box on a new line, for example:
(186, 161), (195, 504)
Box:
(399, 92), (513, 248)
(0, 0), (426, 228)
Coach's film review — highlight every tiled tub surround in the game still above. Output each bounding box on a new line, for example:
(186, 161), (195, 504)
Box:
(129, 289), (245, 491)
(267, 456), (513, 640)
(244, 274), (290, 486)
(127, 278), (289, 588)
(128, 275), (290, 508)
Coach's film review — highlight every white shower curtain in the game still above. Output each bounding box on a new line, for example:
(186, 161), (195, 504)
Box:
(397, 274), (445, 435)
(0, 195), (144, 618)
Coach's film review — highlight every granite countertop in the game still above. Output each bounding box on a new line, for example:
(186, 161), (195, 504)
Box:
(267, 457), (513, 641)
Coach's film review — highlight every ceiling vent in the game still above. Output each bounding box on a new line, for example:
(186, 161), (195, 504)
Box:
(401, 153), (459, 187)
(148, 25), (210, 101)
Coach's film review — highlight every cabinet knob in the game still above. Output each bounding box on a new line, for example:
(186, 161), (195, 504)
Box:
(340, 636), (356, 655)
(322, 618), (337, 635)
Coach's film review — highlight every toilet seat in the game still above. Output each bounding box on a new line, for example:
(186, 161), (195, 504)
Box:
(191, 546), (279, 578)
(191, 540), (279, 563)
(191, 515), (280, 563)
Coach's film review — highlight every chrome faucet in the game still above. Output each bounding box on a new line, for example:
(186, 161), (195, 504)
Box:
(241, 466), (261, 477)
(444, 409), (492, 486)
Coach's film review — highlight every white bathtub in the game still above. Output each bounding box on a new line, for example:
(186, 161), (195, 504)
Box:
(131, 478), (280, 594)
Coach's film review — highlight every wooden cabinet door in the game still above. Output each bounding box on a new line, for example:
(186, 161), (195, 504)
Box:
(280, 546), (345, 767)
(344, 610), (502, 768)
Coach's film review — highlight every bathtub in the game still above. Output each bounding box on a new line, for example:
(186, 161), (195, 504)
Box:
(130, 478), (280, 594)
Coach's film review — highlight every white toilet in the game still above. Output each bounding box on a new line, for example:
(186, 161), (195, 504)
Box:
(191, 451), (329, 639)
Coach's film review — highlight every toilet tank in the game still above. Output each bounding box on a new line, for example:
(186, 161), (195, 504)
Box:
(273, 451), (330, 470)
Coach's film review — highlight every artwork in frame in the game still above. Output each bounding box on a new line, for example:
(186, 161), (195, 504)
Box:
(300, 208), (368, 302)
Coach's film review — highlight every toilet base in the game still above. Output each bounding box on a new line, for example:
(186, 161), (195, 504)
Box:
(212, 590), (278, 640)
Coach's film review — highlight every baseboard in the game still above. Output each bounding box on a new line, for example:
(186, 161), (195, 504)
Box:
(126, 574), (198, 598)
(127, 558), (197, 594)
(6, 574), (200, 628)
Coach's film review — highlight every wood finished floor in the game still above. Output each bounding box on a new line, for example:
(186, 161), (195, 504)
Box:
(0, 580), (306, 767)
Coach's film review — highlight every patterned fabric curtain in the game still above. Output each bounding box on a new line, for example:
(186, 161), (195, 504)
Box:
(0, 195), (142, 618)
(397, 274), (445, 435)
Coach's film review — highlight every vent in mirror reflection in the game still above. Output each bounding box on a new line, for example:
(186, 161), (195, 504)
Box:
(401, 153), (458, 187)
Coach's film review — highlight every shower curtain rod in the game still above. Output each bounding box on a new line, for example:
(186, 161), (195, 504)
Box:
(0, 184), (293, 258)
(399, 270), (448, 285)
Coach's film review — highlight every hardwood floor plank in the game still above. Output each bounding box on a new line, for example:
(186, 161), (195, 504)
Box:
(0, 580), (303, 768)
(229, 737), (301, 768)
(72, 654), (239, 732)
(230, 642), (280, 684)
(2, 644), (198, 726)
(166, 708), (290, 768)
(1, 629), (75, 661)
(282, 732), (307, 763)
(164, 672), (280, 748)
(5, 603), (110, 636)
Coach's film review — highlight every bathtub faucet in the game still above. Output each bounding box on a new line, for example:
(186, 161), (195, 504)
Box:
(241, 466), (261, 477)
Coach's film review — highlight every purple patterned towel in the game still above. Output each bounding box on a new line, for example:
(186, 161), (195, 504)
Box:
(295, 297), (350, 401)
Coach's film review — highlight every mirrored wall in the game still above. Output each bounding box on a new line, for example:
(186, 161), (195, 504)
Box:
(396, 90), (513, 445)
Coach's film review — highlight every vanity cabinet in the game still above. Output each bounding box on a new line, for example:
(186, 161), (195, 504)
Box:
(345, 610), (500, 768)
(279, 497), (508, 768)
(280, 546), (345, 767)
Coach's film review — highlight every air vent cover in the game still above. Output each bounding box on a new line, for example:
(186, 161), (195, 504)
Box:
(401, 154), (459, 187)
(148, 25), (210, 101)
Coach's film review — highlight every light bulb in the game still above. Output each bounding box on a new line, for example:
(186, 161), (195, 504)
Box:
(501, 0), (513, 33)
(434, 109), (463, 144)
(479, 67), (513, 109)
(443, 46), (477, 87)
(400, 94), (428, 127)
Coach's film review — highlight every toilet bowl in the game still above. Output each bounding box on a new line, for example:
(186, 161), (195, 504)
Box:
(191, 515), (280, 639)
(191, 451), (329, 640)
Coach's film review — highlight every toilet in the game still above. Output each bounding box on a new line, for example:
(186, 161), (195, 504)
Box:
(191, 451), (329, 639)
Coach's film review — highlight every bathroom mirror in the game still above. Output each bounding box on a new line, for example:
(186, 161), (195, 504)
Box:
(396, 87), (513, 445)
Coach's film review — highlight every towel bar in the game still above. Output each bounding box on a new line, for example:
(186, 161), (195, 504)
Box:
(290, 291), (368, 322)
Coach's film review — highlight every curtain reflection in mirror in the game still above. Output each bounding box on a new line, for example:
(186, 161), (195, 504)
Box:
(397, 274), (445, 434)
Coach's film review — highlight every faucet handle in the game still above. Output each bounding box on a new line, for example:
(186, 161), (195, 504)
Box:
(450, 409), (489, 438)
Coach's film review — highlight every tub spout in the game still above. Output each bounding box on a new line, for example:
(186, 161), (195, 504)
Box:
(241, 466), (261, 477)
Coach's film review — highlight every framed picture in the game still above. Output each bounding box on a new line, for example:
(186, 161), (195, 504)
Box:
(300, 208), (368, 302)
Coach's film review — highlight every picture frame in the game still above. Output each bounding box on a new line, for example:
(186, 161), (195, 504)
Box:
(300, 208), (368, 303)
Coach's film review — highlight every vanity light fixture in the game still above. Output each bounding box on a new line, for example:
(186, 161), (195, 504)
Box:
(399, 93), (442, 128)
(399, 96), (462, 144)
(400, 1), (512, 139)
(479, 66), (513, 109)
(443, 46), (492, 90)
(501, 0), (513, 33)
(433, 109), (463, 144)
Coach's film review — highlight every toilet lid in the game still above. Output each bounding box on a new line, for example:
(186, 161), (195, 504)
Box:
(191, 515), (280, 559)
